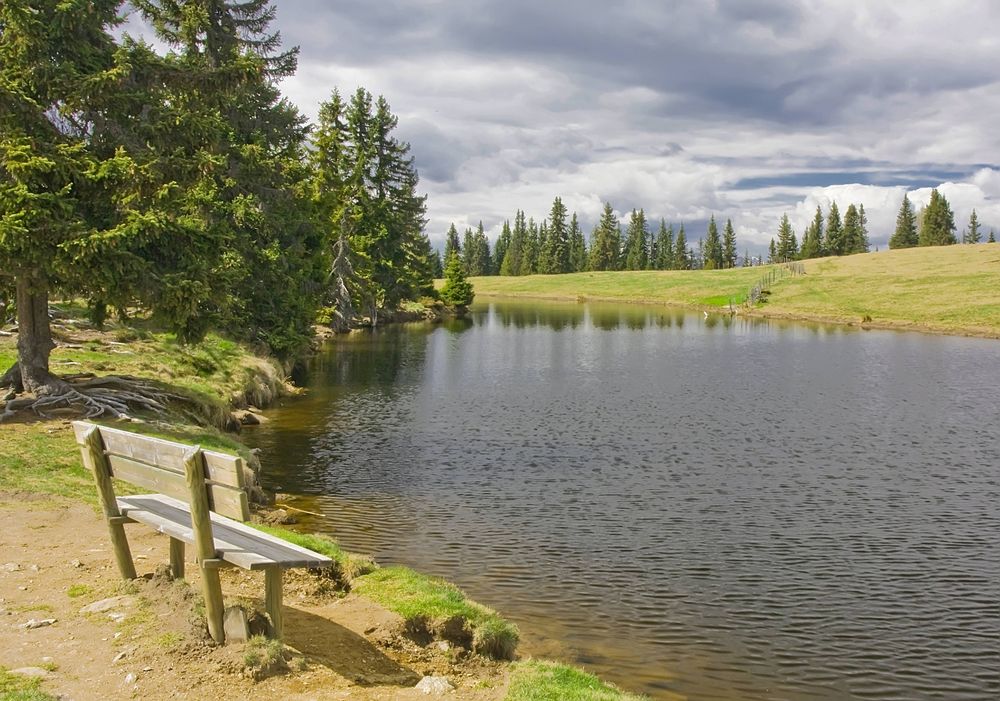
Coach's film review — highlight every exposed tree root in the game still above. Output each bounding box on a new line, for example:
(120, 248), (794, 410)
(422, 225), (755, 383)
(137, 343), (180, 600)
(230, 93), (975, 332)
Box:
(0, 363), (23, 393)
(0, 373), (206, 424)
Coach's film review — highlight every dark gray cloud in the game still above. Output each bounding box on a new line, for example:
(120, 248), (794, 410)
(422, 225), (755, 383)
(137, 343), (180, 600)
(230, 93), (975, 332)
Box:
(269, 0), (1000, 249)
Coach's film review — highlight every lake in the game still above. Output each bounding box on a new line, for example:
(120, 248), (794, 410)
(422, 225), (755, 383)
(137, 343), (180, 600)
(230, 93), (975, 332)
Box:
(243, 299), (1000, 700)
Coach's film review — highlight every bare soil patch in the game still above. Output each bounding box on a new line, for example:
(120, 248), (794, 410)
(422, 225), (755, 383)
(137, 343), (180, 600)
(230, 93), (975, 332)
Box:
(0, 498), (509, 700)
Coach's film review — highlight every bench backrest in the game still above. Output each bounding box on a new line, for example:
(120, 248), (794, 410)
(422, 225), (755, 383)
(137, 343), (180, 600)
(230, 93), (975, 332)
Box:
(72, 421), (250, 521)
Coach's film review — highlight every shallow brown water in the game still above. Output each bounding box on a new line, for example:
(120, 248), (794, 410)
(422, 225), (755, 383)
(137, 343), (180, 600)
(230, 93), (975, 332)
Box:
(244, 300), (1000, 700)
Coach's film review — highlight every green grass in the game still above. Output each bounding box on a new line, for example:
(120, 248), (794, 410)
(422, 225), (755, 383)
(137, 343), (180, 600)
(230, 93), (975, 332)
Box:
(248, 524), (376, 582)
(0, 668), (57, 701)
(66, 584), (92, 598)
(352, 566), (519, 660)
(762, 245), (1000, 335)
(506, 660), (648, 701)
(0, 424), (93, 501)
(461, 268), (764, 308)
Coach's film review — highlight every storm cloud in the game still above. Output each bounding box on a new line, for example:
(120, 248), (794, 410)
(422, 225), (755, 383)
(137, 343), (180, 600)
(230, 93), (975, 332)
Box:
(152, 1), (1000, 249)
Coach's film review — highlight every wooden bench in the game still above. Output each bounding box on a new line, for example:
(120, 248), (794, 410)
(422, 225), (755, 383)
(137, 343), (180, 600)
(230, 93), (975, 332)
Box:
(73, 421), (332, 644)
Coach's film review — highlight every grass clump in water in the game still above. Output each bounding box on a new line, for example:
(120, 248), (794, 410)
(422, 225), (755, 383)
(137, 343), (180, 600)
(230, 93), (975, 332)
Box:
(352, 565), (519, 660)
(506, 660), (648, 701)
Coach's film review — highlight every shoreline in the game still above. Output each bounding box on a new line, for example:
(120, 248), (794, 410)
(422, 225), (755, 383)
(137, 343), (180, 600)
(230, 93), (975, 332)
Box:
(471, 291), (1000, 341)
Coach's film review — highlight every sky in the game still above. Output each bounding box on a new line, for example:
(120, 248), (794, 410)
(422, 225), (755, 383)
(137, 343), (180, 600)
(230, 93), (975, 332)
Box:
(130, 1), (1000, 252)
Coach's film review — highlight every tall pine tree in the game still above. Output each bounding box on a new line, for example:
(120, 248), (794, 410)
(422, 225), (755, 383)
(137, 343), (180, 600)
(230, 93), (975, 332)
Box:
(890, 194), (918, 249)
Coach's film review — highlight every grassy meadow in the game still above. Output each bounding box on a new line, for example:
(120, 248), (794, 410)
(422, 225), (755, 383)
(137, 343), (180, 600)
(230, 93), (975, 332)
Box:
(466, 244), (1000, 337)
(766, 244), (1000, 336)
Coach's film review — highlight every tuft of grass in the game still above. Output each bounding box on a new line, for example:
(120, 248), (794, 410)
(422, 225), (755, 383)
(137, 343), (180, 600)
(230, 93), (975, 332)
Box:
(248, 524), (376, 583)
(66, 584), (92, 598)
(506, 660), (648, 701)
(0, 667), (58, 701)
(241, 635), (286, 680)
(155, 632), (182, 649)
(352, 566), (519, 660)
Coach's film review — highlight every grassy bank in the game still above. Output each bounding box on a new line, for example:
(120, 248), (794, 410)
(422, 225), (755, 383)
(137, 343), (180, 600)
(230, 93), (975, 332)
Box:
(463, 244), (1000, 337)
(764, 244), (1000, 336)
(467, 268), (762, 308)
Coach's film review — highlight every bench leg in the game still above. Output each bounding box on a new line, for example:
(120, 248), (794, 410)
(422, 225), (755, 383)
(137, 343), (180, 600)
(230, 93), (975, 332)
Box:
(107, 520), (137, 580)
(265, 567), (283, 639)
(200, 565), (226, 644)
(169, 538), (184, 580)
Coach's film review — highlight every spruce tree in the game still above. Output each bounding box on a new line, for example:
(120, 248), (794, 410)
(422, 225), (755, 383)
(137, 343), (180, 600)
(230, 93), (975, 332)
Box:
(800, 206), (824, 259)
(722, 219), (737, 268)
(523, 218), (539, 274)
(656, 220), (675, 270)
(544, 197), (571, 273)
(768, 238), (777, 263)
(963, 209), (982, 244)
(501, 210), (527, 275)
(624, 209), (649, 270)
(843, 204), (863, 254)
(537, 221), (551, 273)
(890, 194), (918, 249)
(494, 221), (512, 273)
(989, 230), (996, 243)
(439, 252), (474, 308)
(825, 202), (844, 255)
(444, 224), (461, 261)
(673, 225), (689, 270)
(703, 216), (722, 269)
(776, 214), (797, 261)
(588, 203), (621, 271)
(918, 189), (957, 246)
(569, 213), (588, 272)
(858, 204), (870, 253)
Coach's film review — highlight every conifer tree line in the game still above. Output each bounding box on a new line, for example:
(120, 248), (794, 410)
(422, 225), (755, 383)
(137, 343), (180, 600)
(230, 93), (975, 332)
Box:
(889, 189), (991, 249)
(446, 199), (745, 276)
(1, 0), (435, 400)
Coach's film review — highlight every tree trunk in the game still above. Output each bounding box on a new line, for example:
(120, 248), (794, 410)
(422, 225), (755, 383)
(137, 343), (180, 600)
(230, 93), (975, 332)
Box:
(16, 276), (58, 395)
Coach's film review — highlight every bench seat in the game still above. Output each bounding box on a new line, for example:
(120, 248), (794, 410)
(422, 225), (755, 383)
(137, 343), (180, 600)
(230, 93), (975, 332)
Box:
(117, 494), (333, 571)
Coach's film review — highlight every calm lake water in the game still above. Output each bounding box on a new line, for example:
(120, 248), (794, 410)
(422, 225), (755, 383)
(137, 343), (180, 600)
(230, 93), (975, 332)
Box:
(244, 300), (1000, 700)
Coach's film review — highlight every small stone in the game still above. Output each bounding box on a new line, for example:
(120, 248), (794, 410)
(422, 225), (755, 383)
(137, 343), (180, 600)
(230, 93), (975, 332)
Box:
(223, 606), (249, 643)
(80, 596), (132, 614)
(41, 657), (53, 664)
(123, 672), (137, 685)
(108, 612), (126, 623)
(21, 618), (57, 629)
(29, 564), (39, 572)
(437, 641), (451, 652)
(113, 652), (127, 664)
(141, 666), (152, 672)
(70, 560), (83, 568)
(11, 667), (50, 678)
(415, 676), (455, 695)
(2, 562), (20, 572)
(17, 586), (27, 591)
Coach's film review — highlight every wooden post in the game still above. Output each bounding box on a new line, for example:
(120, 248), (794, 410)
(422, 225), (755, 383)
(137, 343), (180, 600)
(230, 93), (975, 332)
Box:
(169, 538), (185, 580)
(264, 567), (283, 639)
(82, 426), (136, 580)
(183, 447), (225, 644)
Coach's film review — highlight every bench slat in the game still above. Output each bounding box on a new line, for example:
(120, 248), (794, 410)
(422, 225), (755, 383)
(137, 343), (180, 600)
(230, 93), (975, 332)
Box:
(117, 494), (333, 571)
(107, 455), (249, 521)
(74, 422), (246, 489)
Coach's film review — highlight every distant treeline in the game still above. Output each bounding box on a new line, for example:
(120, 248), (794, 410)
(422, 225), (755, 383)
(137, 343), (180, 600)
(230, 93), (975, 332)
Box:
(448, 188), (994, 278)
(445, 199), (750, 277)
